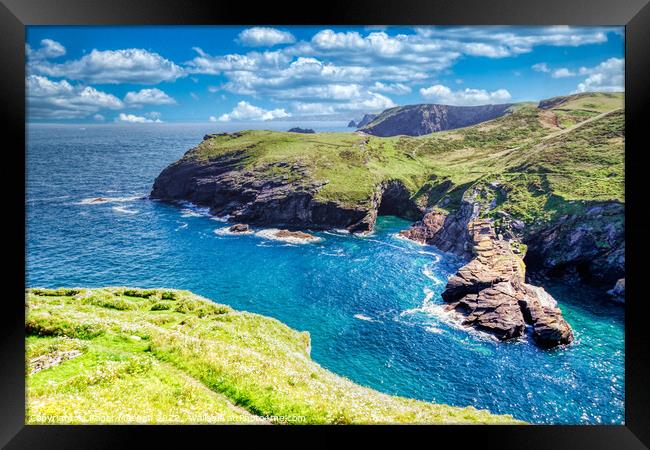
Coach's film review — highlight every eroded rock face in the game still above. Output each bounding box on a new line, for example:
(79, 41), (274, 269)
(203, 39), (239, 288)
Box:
(441, 220), (573, 348)
(151, 157), (375, 232)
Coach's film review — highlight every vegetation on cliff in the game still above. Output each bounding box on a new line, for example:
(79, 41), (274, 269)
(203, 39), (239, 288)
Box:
(26, 287), (520, 424)
(174, 92), (623, 218)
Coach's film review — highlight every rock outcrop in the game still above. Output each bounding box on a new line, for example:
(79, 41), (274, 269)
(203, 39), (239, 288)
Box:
(524, 202), (624, 286)
(441, 220), (573, 348)
(229, 223), (251, 233)
(287, 127), (315, 134)
(607, 278), (625, 303)
(359, 103), (512, 137)
(151, 157), (375, 233)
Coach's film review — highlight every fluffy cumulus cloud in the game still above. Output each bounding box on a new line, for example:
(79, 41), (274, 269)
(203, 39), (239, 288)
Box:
(576, 57), (624, 93)
(30, 48), (184, 84)
(124, 88), (176, 106)
(217, 101), (291, 121)
(117, 112), (163, 123)
(419, 84), (512, 106)
(551, 68), (576, 78)
(372, 82), (411, 95)
(27, 75), (123, 119)
(26, 39), (66, 60)
(237, 27), (296, 47)
(27, 27), (622, 121)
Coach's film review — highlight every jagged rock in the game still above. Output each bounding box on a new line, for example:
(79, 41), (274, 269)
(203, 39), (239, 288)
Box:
(229, 223), (250, 233)
(441, 220), (573, 348)
(524, 202), (624, 285)
(347, 120), (357, 128)
(607, 278), (625, 303)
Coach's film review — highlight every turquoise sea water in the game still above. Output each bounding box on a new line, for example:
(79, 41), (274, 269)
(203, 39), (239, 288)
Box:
(26, 123), (624, 424)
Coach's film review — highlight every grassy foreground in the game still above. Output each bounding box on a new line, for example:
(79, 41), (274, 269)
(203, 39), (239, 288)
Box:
(26, 287), (522, 424)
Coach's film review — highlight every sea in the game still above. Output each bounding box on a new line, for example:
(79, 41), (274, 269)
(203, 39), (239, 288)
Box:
(26, 122), (624, 424)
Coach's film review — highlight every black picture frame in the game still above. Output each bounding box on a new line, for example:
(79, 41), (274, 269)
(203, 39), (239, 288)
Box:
(2, 0), (648, 448)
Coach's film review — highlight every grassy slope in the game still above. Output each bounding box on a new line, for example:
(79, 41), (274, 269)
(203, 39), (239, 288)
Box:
(26, 288), (520, 424)
(187, 92), (623, 222)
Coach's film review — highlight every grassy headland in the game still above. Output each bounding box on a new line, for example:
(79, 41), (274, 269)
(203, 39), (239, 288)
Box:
(26, 287), (521, 424)
(187, 92), (623, 222)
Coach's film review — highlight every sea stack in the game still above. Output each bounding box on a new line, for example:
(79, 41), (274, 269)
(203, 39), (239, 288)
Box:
(440, 220), (574, 348)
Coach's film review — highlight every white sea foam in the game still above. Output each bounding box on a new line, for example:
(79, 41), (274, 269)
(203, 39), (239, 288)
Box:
(422, 265), (444, 285)
(255, 228), (322, 245)
(354, 314), (376, 322)
(78, 195), (141, 205)
(400, 288), (502, 342)
(418, 250), (441, 263)
(210, 215), (231, 222)
(112, 205), (139, 214)
(424, 325), (444, 334)
(214, 226), (254, 236)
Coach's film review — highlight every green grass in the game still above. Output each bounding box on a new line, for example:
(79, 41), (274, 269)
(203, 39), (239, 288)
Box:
(26, 287), (522, 424)
(185, 92), (623, 220)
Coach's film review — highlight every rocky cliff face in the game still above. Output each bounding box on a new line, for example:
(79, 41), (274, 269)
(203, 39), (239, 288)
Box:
(524, 202), (624, 286)
(359, 103), (512, 137)
(440, 220), (573, 348)
(151, 141), (422, 234)
(152, 157), (373, 232)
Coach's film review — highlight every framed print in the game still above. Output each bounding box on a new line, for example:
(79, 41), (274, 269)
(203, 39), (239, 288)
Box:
(1, 0), (649, 448)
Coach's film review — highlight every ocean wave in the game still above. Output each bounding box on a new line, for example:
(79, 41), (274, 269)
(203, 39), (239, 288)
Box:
(210, 215), (231, 222)
(214, 226), (254, 236)
(400, 289), (503, 343)
(112, 205), (139, 215)
(180, 206), (211, 218)
(255, 228), (322, 245)
(78, 195), (142, 205)
(354, 314), (377, 322)
(422, 265), (444, 285)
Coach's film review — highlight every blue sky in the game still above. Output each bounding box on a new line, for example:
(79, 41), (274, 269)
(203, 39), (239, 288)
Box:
(26, 25), (624, 123)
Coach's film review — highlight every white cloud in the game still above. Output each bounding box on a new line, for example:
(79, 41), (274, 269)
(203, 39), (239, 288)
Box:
(532, 63), (550, 73)
(237, 27), (296, 47)
(576, 57), (624, 92)
(551, 68), (576, 78)
(419, 84), (512, 106)
(27, 75), (123, 119)
(372, 82), (411, 94)
(218, 101), (291, 121)
(209, 116), (217, 122)
(31, 48), (184, 84)
(117, 112), (162, 123)
(26, 39), (66, 60)
(93, 114), (105, 121)
(124, 88), (176, 106)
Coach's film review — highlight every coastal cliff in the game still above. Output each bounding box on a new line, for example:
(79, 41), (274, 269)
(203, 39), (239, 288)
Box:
(151, 92), (624, 298)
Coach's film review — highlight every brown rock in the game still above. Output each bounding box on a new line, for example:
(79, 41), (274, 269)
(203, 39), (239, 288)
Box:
(275, 230), (315, 240)
(441, 219), (573, 348)
(229, 223), (250, 233)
